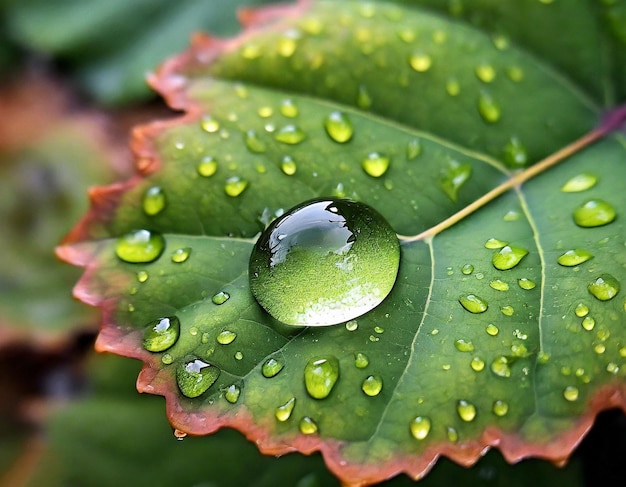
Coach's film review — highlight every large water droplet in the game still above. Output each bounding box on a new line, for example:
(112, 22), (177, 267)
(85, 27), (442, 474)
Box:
(440, 162), (472, 202)
(299, 416), (318, 434)
(249, 198), (400, 326)
(492, 245), (528, 270)
(361, 375), (383, 396)
(500, 305), (514, 316)
(561, 173), (598, 192)
(262, 357), (285, 378)
(142, 186), (166, 216)
(478, 91), (501, 123)
(143, 316), (180, 352)
(275, 397), (296, 422)
(409, 416), (431, 440)
(457, 400), (477, 422)
(573, 199), (616, 227)
(171, 247), (191, 263)
(588, 274), (620, 301)
(324, 111), (353, 143)
(116, 229), (165, 263)
(459, 294), (488, 313)
(177, 358), (220, 398)
(274, 125), (306, 145)
(224, 177), (249, 197)
(197, 157), (218, 177)
(557, 249), (593, 267)
(304, 356), (339, 399)
(491, 355), (512, 377)
(362, 152), (390, 177)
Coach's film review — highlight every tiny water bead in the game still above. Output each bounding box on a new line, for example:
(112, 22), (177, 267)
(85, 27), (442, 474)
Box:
(142, 186), (166, 216)
(224, 384), (241, 404)
(492, 245), (528, 270)
(588, 274), (620, 301)
(262, 357), (285, 378)
(447, 427), (459, 443)
(409, 416), (431, 440)
(176, 358), (220, 398)
(581, 316), (595, 331)
(143, 316), (180, 352)
(458, 294), (488, 314)
(171, 247), (191, 263)
(557, 249), (593, 267)
(355, 352), (369, 368)
(561, 173), (598, 192)
(212, 291), (230, 305)
(573, 199), (616, 227)
(324, 111), (354, 143)
(137, 271), (149, 283)
(274, 125), (307, 145)
(116, 229), (165, 263)
(224, 177), (249, 197)
(475, 63), (496, 83)
(304, 356), (340, 399)
(249, 198), (400, 326)
(518, 278), (536, 290)
(275, 397), (296, 422)
(445, 77), (461, 96)
(197, 156), (218, 177)
(361, 152), (391, 178)
(299, 416), (318, 434)
(500, 305), (514, 316)
(457, 400), (477, 422)
(361, 375), (383, 396)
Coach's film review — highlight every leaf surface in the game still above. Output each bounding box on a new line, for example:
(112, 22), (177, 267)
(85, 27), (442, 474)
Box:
(59, 1), (626, 485)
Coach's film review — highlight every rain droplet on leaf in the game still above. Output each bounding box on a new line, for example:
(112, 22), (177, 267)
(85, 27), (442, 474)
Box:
(408, 52), (432, 72)
(573, 199), (616, 227)
(440, 161), (472, 202)
(143, 316), (180, 352)
(171, 247), (191, 263)
(557, 249), (593, 267)
(197, 157), (218, 177)
(588, 274), (620, 301)
(492, 245), (528, 270)
(304, 356), (339, 399)
(459, 294), (488, 314)
(457, 400), (477, 422)
(361, 375), (383, 396)
(116, 229), (165, 264)
(176, 358), (220, 398)
(299, 416), (318, 434)
(224, 177), (249, 197)
(275, 397), (296, 422)
(142, 186), (166, 216)
(324, 111), (353, 143)
(409, 416), (431, 440)
(362, 152), (390, 177)
(262, 357), (284, 378)
(561, 173), (598, 192)
(274, 125), (307, 144)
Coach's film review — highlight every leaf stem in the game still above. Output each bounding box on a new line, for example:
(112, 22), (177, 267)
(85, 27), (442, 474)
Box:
(399, 126), (608, 243)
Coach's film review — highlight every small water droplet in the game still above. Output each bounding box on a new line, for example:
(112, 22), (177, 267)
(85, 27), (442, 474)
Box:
(357, 84), (372, 109)
(484, 238), (508, 249)
(573, 199), (616, 227)
(280, 99), (299, 118)
(345, 320), (358, 332)
(518, 278), (536, 290)
(406, 139), (422, 160)
(440, 161), (472, 202)
(277, 33), (298, 57)
(447, 426), (459, 443)
(299, 416), (318, 434)
(445, 77), (461, 96)
(197, 156), (218, 177)
(503, 210), (521, 222)
(277, 155), (297, 176)
(354, 352), (369, 368)
(161, 353), (173, 365)
(492, 400), (509, 416)
(234, 351), (243, 360)
(486, 324), (499, 336)
(491, 356), (512, 377)
(506, 65), (524, 82)
(409, 416), (431, 440)
(324, 111), (353, 143)
(143, 316), (180, 352)
(588, 274), (620, 301)
(244, 129), (267, 153)
(500, 305), (514, 316)
(304, 356), (339, 399)
(262, 357), (284, 378)
(461, 264), (474, 275)
(409, 52), (432, 72)
(563, 385), (579, 402)
(581, 316), (595, 331)
(224, 177), (249, 197)
(397, 28), (415, 43)
(362, 152), (391, 177)
(171, 247), (191, 263)
(454, 338), (475, 352)
(177, 358), (220, 398)
(475, 63), (496, 83)
(561, 173), (598, 192)
(224, 384), (240, 403)
(557, 249), (593, 267)
(607, 363), (620, 375)
(478, 91), (501, 123)
(459, 294), (488, 313)
(212, 291), (230, 305)
(492, 246), (528, 270)
(116, 229), (165, 263)
(503, 137), (528, 168)
(142, 186), (166, 216)
(275, 397), (296, 422)
(200, 116), (221, 134)
(137, 271), (149, 283)
(257, 106), (273, 118)
(594, 343), (606, 354)
(457, 400), (477, 422)
(361, 375), (383, 396)
(470, 357), (485, 372)
(217, 330), (237, 345)
(574, 303), (589, 317)
(490, 279), (509, 291)
(274, 124), (306, 145)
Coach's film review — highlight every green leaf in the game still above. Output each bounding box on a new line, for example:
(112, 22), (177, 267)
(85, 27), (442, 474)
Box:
(59, 1), (626, 485)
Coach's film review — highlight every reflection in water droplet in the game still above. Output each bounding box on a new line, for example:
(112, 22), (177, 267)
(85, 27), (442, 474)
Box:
(217, 330), (237, 345)
(177, 358), (220, 398)
(142, 186), (166, 216)
(573, 199), (616, 227)
(224, 177), (249, 197)
(244, 130), (266, 153)
(361, 375), (383, 396)
(171, 247), (191, 263)
(457, 400), (477, 422)
(486, 324), (499, 336)
(454, 339), (475, 352)
(324, 111), (353, 143)
(409, 52), (432, 72)
(116, 230), (165, 263)
(478, 91), (501, 123)
(492, 246), (528, 270)
(362, 152), (391, 177)
(249, 198), (400, 326)
(503, 137), (528, 168)
(224, 384), (240, 403)
(409, 416), (431, 440)
(588, 274), (620, 301)
(557, 249), (593, 267)
(440, 161), (472, 202)
(492, 400), (509, 416)
(212, 291), (230, 305)
(461, 264), (474, 275)
(475, 64), (496, 83)
(280, 99), (299, 118)
(345, 320), (358, 331)
(561, 173), (598, 192)
(275, 397), (296, 421)
(491, 356), (512, 377)
(197, 157), (218, 177)
(299, 416), (318, 434)
(304, 356), (339, 399)
(470, 357), (485, 372)
(274, 125), (307, 144)
(563, 386), (579, 402)
(262, 357), (284, 378)
(518, 278), (536, 290)
(574, 303), (589, 317)
(143, 316), (180, 352)
(459, 294), (488, 313)
(355, 352), (369, 369)
(357, 84), (372, 109)
(490, 279), (509, 291)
